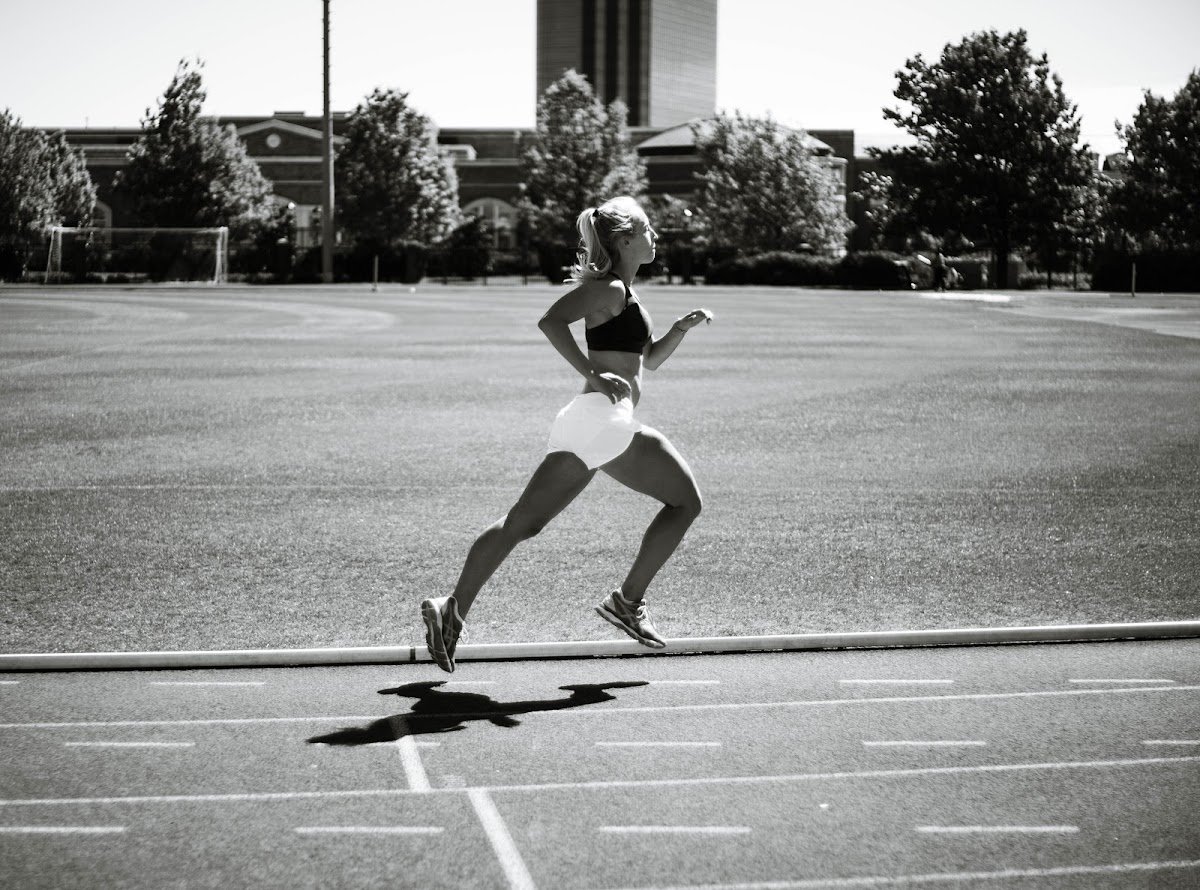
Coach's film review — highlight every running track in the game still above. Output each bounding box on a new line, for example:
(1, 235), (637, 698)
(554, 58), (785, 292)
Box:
(2, 639), (1198, 888)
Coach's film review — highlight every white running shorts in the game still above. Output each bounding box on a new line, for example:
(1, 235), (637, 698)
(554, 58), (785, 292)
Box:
(546, 392), (644, 470)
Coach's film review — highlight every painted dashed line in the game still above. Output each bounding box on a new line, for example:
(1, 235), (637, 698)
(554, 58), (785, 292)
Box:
(1068, 678), (1175, 684)
(599, 825), (751, 835)
(916, 825), (1079, 835)
(295, 826), (443, 836)
(0, 681), (19, 685)
(63, 742), (194, 749)
(840, 679), (954, 685)
(0, 826), (126, 835)
(648, 680), (721, 686)
(595, 741), (722, 748)
(149, 681), (265, 687)
(1143, 739), (1200, 746)
(863, 740), (986, 748)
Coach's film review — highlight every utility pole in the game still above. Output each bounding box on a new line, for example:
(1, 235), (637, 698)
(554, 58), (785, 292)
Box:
(321, 0), (335, 284)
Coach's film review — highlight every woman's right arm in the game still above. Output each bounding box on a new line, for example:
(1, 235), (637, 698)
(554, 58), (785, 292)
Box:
(537, 280), (630, 401)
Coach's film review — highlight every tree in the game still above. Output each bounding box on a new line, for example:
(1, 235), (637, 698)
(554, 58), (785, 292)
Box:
(114, 59), (274, 235)
(336, 88), (459, 250)
(1109, 71), (1200, 251)
(692, 112), (850, 256)
(873, 30), (1095, 287)
(0, 109), (96, 279)
(519, 70), (647, 250)
(851, 169), (907, 251)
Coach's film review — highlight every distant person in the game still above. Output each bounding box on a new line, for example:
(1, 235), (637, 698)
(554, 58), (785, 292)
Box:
(420, 196), (714, 672)
(932, 250), (948, 292)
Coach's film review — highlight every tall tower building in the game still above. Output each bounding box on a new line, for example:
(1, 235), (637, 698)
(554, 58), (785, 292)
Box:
(536, 0), (717, 128)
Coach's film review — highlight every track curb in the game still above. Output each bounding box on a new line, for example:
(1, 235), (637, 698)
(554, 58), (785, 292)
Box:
(1, 621), (1198, 672)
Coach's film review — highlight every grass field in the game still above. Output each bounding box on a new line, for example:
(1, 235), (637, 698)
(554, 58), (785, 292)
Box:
(1, 283), (1197, 654)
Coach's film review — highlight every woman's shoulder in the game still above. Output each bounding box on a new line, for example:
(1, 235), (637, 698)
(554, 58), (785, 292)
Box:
(569, 275), (627, 309)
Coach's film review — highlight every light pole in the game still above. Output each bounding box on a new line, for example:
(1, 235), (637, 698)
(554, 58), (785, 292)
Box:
(321, 0), (335, 284)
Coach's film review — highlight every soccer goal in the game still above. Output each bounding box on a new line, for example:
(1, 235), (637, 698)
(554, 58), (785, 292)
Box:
(45, 226), (229, 285)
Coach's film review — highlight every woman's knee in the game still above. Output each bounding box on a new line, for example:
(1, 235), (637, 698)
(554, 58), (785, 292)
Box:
(674, 486), (703, 519)
(500, 509), (548, 542)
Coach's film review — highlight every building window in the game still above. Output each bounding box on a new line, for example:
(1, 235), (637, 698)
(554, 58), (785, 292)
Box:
(463, 198), (517, 250)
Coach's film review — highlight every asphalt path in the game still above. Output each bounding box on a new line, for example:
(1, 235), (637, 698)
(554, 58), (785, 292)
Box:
(2, 639), (1198, 889)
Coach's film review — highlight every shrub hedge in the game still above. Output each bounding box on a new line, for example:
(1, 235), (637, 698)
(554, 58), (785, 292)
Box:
(1091, 250), (1200, 293)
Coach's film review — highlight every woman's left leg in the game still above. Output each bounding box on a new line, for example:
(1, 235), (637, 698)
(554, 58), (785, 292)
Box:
(600, 428), (703, 600)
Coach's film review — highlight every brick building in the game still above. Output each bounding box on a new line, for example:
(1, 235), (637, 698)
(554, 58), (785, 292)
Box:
(47, 0), (864, 251)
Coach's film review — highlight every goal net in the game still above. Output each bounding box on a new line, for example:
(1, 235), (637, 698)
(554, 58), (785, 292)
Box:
(45, 226), (229, 284)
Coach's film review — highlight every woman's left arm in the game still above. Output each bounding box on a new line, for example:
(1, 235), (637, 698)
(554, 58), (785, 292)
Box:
(645, 308), (713, 371)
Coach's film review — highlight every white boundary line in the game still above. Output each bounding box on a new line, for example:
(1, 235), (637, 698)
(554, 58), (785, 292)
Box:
(1, 682), (1197, 730)
(1, 754), (1196, 807)
(295, 825), (443, 836)
(604, 858), (1200, 889)
(0, 825), (126, 835)
(467, 788), (537, 890)
(2, 621), (1198, 671)
(915, 825), (1078, 835)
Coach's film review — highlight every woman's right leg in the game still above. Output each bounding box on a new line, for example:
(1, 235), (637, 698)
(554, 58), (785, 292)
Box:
(451, 450), (595, 617)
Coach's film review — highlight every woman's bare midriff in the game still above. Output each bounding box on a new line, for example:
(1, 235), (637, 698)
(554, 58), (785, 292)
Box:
(582, 349), (645, 406)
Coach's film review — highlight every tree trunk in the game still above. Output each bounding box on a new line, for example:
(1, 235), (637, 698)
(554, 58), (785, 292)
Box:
(995, 231), (1011, 289)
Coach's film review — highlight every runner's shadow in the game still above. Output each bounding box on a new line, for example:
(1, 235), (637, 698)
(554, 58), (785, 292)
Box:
(307, 681), (650, 746)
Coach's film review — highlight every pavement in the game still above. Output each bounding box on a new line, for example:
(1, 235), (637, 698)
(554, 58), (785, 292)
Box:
(2, 638), (1198, 888)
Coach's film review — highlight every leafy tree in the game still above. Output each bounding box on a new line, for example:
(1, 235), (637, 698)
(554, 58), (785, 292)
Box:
(0, 109), (96, 279)
(851, 169), (907, 251)
(692, 112), (851, 256)
(114, 59), (274, 235)
(519, 70), (647, 249)
(336, 88), (460, 250)
(1109, 71), (1200, 251)
(873, 30), (1095, 287)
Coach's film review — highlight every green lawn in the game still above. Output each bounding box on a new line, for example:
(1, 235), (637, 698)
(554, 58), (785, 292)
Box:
(1, 283), (1197, 653)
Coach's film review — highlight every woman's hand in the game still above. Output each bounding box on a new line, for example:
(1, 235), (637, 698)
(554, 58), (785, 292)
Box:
(590, 371), (632, 403)
(673, 309), (714, 332)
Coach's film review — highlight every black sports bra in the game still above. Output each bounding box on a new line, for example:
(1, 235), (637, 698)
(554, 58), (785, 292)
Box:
(585, 278), (651, 353)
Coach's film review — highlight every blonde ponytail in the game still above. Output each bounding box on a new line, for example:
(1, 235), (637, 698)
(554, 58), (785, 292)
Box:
(566, 196), (646, 283)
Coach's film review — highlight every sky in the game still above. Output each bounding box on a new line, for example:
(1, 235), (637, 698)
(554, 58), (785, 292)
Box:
(2, 0), (1197, 156)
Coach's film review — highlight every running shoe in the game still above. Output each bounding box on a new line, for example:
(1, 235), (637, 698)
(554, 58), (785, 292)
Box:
(595, 589), (667, 649)
(420, 595), (464, 673)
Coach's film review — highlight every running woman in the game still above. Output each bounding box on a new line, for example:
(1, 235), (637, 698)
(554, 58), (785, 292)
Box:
(421, 196), (713, 672)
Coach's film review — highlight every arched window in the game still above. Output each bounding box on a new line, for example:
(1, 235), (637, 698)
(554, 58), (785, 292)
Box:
(90, 199), (113, 229)
(463, 198), (517, 250)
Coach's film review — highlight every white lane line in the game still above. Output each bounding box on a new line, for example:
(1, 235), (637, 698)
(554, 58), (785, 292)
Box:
(648, 680), (721, 685)
(603, 858), (1200, 889)
(3, 755), (1197, 807)
(0, 681), (19, 685)
(917, 825), (1079, 835)
(295, 826), (443, 836)
(467, 788), (537, 890)
(1143, 739), (1200, 746)
(863, 741), (986, 748)
(64, 742), (194, 748)
(596, 741), (722, 748)
(395, 736), (431, 793)
(4, 682), (1196, 730)
(1068, 678), (1175, 684)
(149, 681), (265, 687)
(0, 826), (126, 835)
(440, 681), (495, 686)
(840, 679), (954, 685)
(599, 825), (751, 835)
